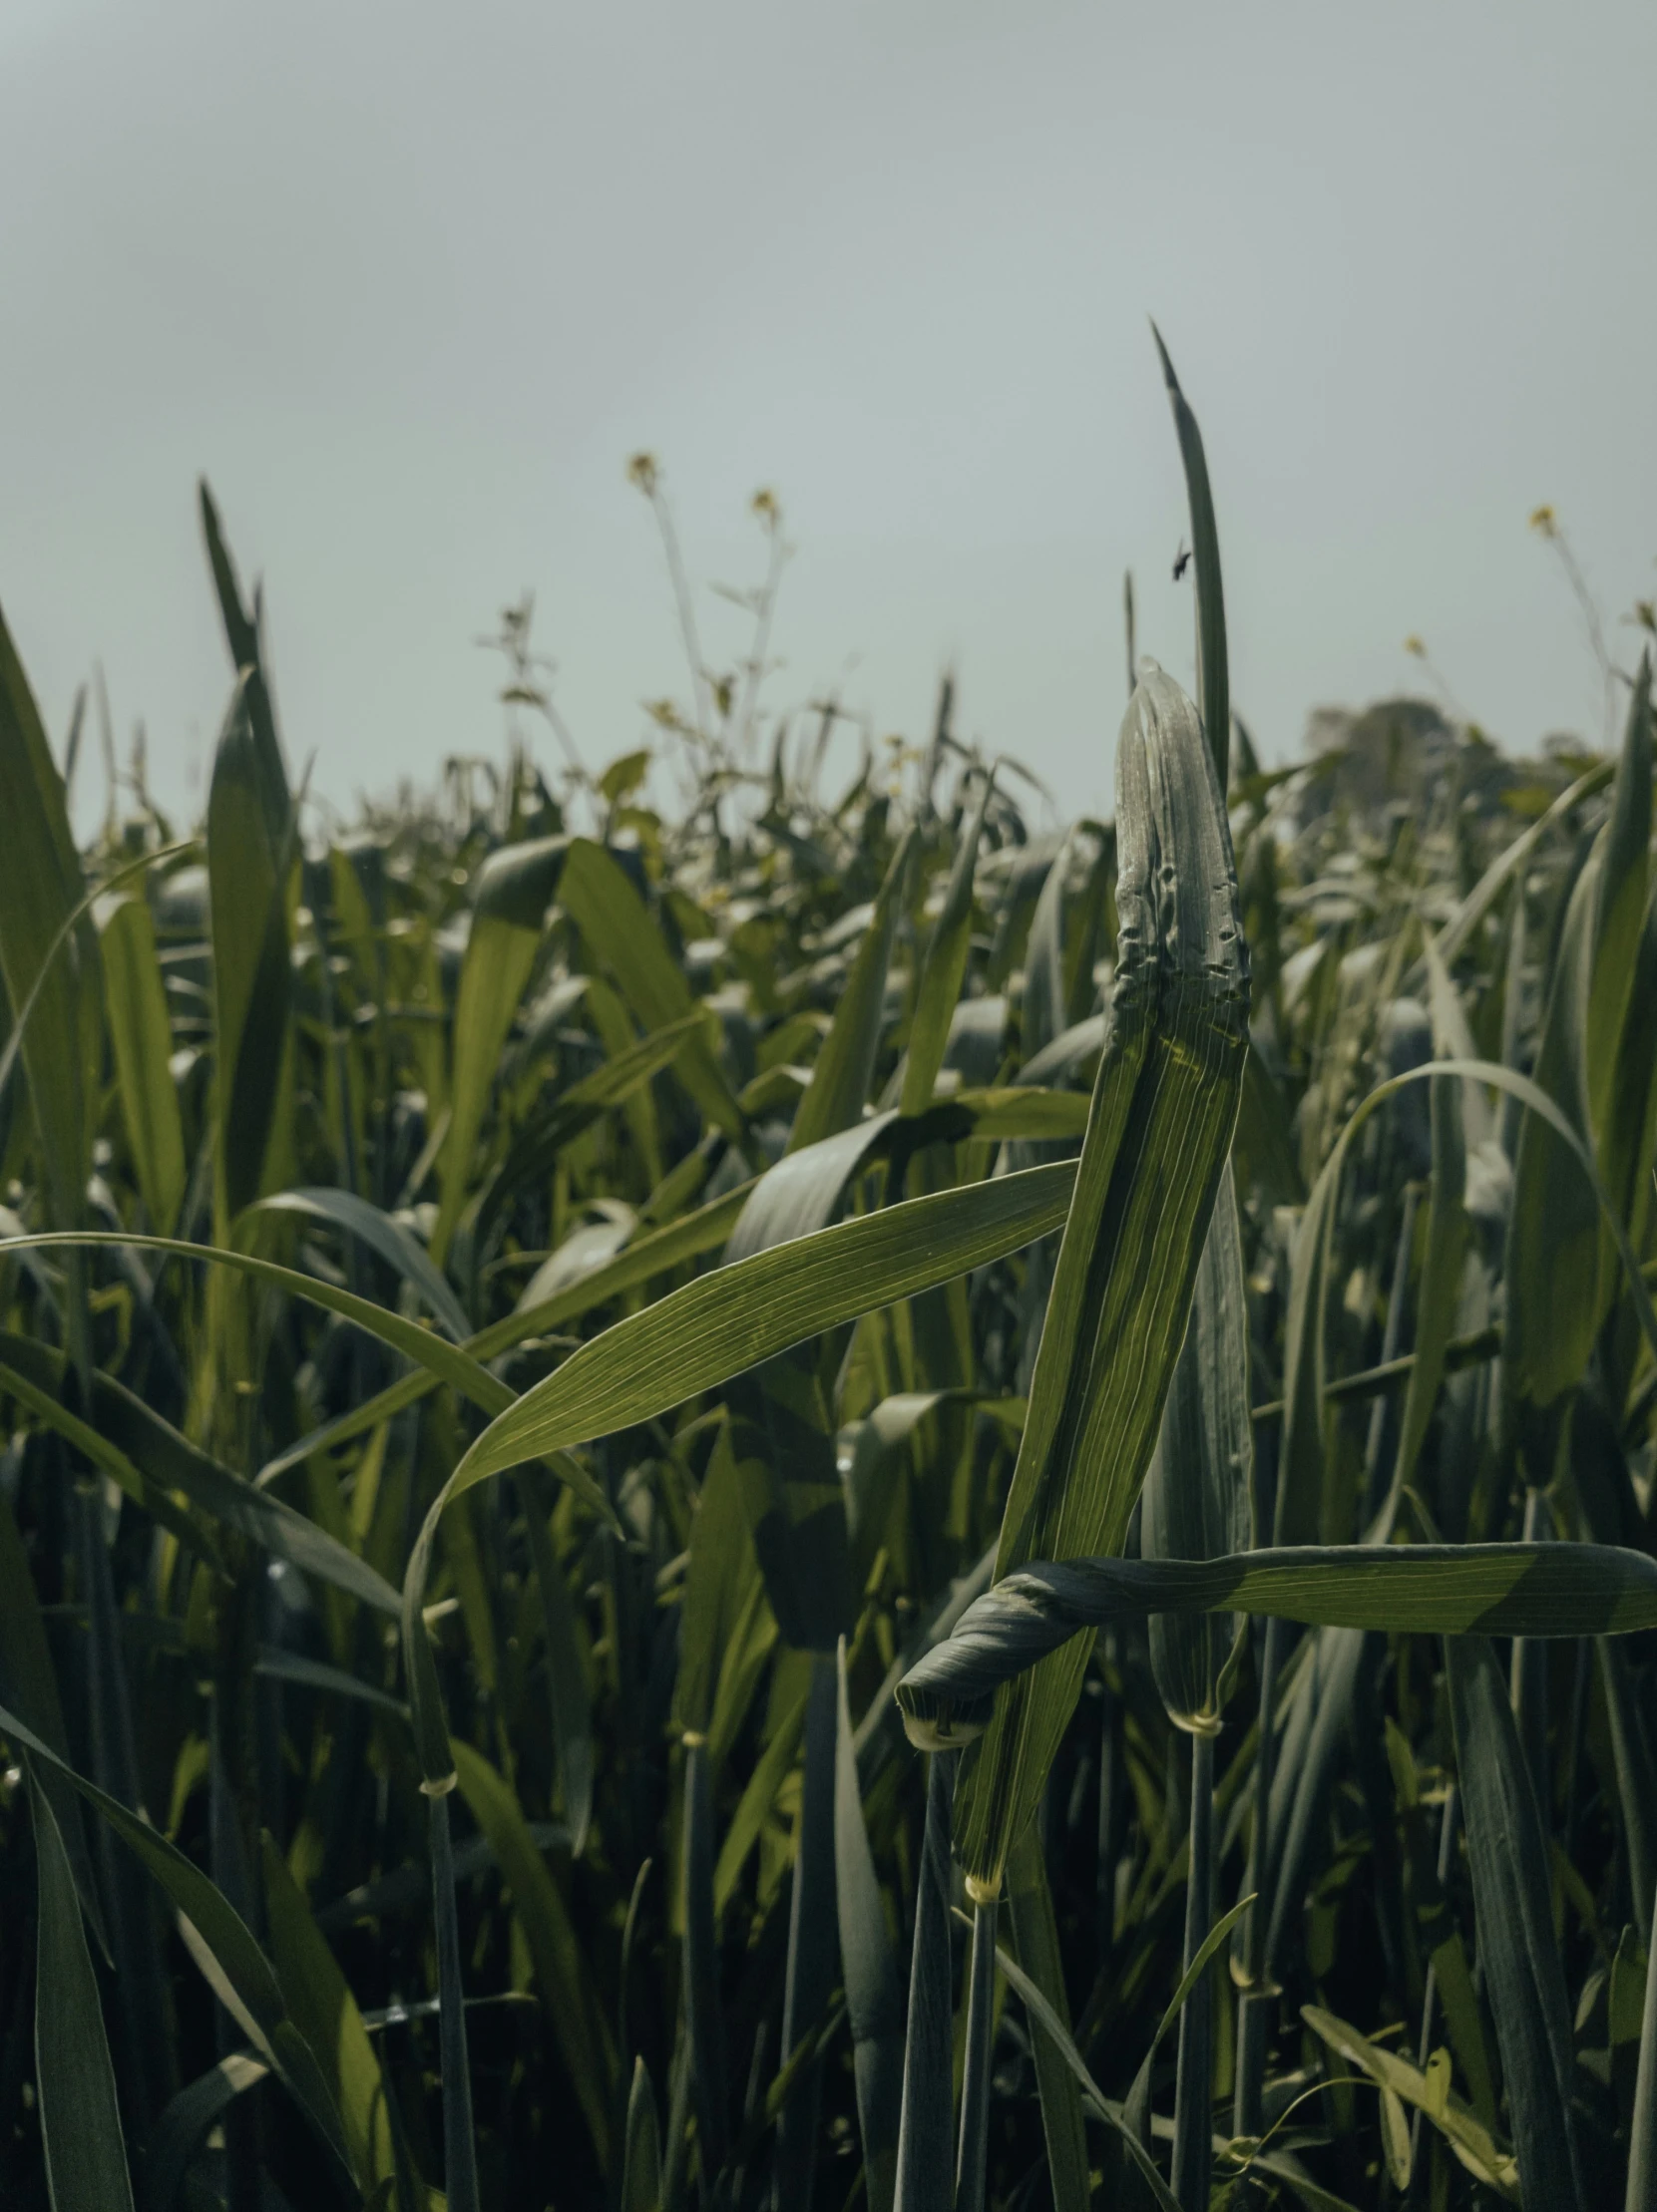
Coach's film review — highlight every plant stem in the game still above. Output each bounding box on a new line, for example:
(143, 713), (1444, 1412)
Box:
(773, 1655), (838, 2212)
(1172, 1730), (1216, 2212)
(955, 1896), (999, 2212)
(1409, 1784), (1459, 2193)
(896, 1752), (957, 2212)
(1234, 1613), (1285, 2146)
(682, 1733), (729, 2174)
(1096, 1640), (1122, 1965)
(431, 1788), (480, 2212)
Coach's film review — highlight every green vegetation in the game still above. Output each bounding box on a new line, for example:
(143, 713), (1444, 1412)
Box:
(1, 342), (1655, 2212)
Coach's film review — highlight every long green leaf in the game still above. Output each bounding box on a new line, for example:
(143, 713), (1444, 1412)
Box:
(1392, 1065), (1468, 1503)
(904, 776), (994, 1113)
(254, 1177), (757, 1489)
(207, 672), (292, 1225)
(1433, 752), (1613, 971)
(242, 1185), (471, 1339)
(1276, 1055), (1657, 1547)
(621, 2057), (663, 2212)
(896, 1541), (1657, 1739)
(1005, 1820), (1090, 2212)
(894, 1752), (956, 2212)
(0, 1495), (107, 1949)
(428, 1790), (480, 2212)
(953, 663), (1249, 1888)
(984, 1926), (1182, 2212)
(98, 891), (188, 1234)
(1303, 2006), (1517, 2199)
(262, 1833), (402, 2197)
(0, 1331), (397, 1613)
(522, 1465), (595, 1855)
(1449, 1634), (1582, 2208)
(450, 1738), (617, 2171)
(835, 1640), (904, 2212)
(1152, 324), (1229, 790)
(1142, 1159), (1253, 1729)
(681, 1731), (729, 2172)
(789, 827), (914, 1154)
(560, 837), (744, 1137)
(775, 1656), (840, 2209)
(0, 1695), (352, 2179)
(0, 601), (103, 1231)
(1627, 1900), (1657, 2212)
(400, 1160), (1076, 1781)
(30, 1768), (136, 2212)
(435, 835), (567, 1260)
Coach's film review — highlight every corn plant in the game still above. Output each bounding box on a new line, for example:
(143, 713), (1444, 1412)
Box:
(1, 339), (1656, 2212)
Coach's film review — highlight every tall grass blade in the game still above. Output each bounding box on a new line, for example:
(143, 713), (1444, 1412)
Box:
(773, 1655), (839, 2212)
(261, 1833), (404, 2198)
(433, 836), (567, 1258)
(429, 1789), (481, 2212)
(1170, 1729), (1215, 2212)
(1392, 1067), (1468, 1504)
(905, 780), (994, 1113)
(954, 1897), (998, 2212)
(1598, 1634), (1657, 1947)
(1142, 1160), (1253, 1730)
(790, 827), (915, 1154)
(77, 1486), (173, 2131)
(952, 664), (1249, 1888)
(522, 1464), (595, 1855)
(29, 1767), (136, 2212)
(1627, 1894), (1657, 2212)
(0, 1494), (104, 1946)
(1447, 1635), (1583, 2211)
(450, 1738), (616, 2170)
(560, 837), (745, 1138)
(682, 1732), (729, 2174)
(895, 1753), (957, 2212)
(621, 2056), (663, 2212)
(835, 1641), (904, 2212)
(1151, 325), (1229, 790)
(1276, 1053), (1657, 1546)
(897, 1541), (1657, 1736)
(0, 1694), (352, 2174)
(1004, 1821), (1090, 2212)
(402, 1160), (1077, 1781)
(0, 603), (103, 1235)
(983, 1932), (1181, 2211)
(98, 891), (187, 1233)
(207, 673), (292, 1225)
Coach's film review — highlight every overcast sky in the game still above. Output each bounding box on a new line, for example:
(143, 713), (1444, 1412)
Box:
(4, 0), (1654, 828)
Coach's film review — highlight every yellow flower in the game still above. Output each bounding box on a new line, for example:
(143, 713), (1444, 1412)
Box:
(1528, 504), (1556, 535)
(627, 453), (659, 495)
(1404, 635), (1427, 658)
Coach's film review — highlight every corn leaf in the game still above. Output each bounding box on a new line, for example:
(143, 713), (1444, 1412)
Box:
(98, 892), (187, 1234)
(904, 776), (994, 1113)
(789, 827), (915, 1154)
(0, 602), (103, 1230)
(1152, 324), (1229, 791)
(401, 1159), (1076, 1779)
(952, 664), (1249, 1888)
(835, 1641), (904, 2212)
(29, 1768), (136, 2212)
(896, 1541), (1657, 1741)
(1142, 1159), (1253, 1729)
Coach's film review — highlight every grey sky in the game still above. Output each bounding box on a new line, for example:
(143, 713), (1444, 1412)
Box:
(4, 0), (1653, 828)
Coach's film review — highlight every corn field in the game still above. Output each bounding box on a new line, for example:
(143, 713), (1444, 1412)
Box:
(2, 338), (1656, 2212)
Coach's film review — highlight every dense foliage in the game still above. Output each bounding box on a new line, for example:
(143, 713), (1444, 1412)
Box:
(1, 356), (1655, 2212)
